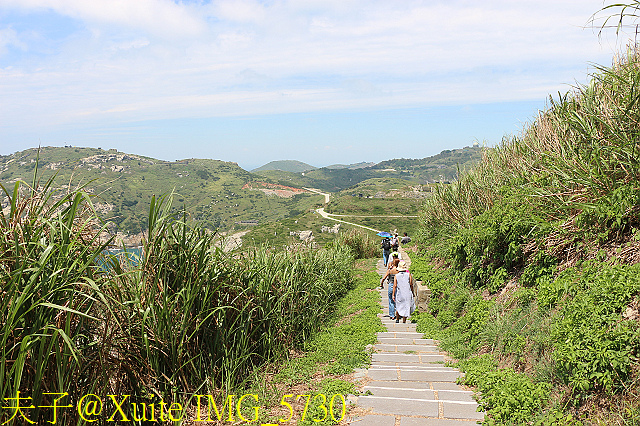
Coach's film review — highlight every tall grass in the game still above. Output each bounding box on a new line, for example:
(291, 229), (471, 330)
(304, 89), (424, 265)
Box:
(334, 228), (378, 259)
(414, 47), (640, 422)
(422, 45), (640, 244)
(1, 175), (113, 422)
(1, 180), (355, 424)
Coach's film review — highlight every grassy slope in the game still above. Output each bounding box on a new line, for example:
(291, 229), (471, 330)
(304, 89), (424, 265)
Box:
(246, 263), (384, 425)
(0, 146), (320, 234)
(372, 145), (484, 181)
(411, 50), (640, 424)
(244, 178), (425, 247)
(1, 146), (481, 238)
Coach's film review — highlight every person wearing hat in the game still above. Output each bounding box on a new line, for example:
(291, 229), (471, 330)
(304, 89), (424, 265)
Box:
(392, 260), (415, 323)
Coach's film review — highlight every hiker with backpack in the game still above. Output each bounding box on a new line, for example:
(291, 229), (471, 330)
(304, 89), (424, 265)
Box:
(381, 237), (391, 266)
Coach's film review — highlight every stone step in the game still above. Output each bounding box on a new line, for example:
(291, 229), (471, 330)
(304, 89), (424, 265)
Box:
(363, 380), (431, 390)
(380, 320), (417, 327)
(355, 395), (484, 420)
(353, 257), (484, 423)
(347, 415), (480, 425)
(362, 386), (474, 403)
(363, 387), (436, 399)
(372, 353), (446, 363)
(375, 344), (439, 353)
(400, 419), (483, 425)
(377, 332), (425, 338)
(368, 363), (451, 370)
(378, 337), (435, 345)
(382, 325), (418, 330)
(366, 368), (461, 382)
(355, 395), (439, 417)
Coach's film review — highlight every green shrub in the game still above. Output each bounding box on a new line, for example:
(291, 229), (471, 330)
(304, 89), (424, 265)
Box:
(552, 263), (640, 394)
(459, 355), (551, 425)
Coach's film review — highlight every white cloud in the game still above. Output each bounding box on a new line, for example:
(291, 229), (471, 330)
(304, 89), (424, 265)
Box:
(211, 0), (268, 24)
(0, 0), (207, 38)
(0, 27), (25, 56)
(0, 0), (624, 135)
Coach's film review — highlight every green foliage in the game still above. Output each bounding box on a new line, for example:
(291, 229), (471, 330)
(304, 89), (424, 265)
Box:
(0, 178), (364, 424)
(533, 410), (583, 426)
(279, 270), (383, 425)
(412, 310), (443, 338)
(372, 146), (485, 183)
(256, 148), (483, 192)
(334, 228), (378, 259)
(443, 194), (543, 290)
(519, 251), (557, 289)
(459, 355), (551, 425)
(0, 177), (114, 424)
(0, 147), (320, 234)
(277, 271), (384, 384)
(412, 48), (640, 423)
(551, 263), (640, 394)
(438, 296), (494, 359)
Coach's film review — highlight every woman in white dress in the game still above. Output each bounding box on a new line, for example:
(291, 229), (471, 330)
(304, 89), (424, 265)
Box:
(392, 261), (414, 323)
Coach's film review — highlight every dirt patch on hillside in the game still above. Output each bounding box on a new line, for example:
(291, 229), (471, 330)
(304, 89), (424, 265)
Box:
(243, 182), (309, 198)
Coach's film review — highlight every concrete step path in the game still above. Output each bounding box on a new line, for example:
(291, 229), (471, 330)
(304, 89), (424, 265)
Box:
(347, 258), (484, 425)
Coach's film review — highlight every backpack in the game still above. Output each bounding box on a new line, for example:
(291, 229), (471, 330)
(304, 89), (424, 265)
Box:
(381, 239), (391, 250)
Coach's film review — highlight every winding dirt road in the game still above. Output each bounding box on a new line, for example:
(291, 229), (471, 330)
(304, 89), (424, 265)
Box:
(306, 187), (417, 234)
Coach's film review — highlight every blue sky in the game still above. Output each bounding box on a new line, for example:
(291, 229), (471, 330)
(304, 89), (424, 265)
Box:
(0, 0), (630, 170)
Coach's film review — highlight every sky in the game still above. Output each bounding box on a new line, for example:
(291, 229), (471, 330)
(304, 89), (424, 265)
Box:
(0, 0), (633, 171)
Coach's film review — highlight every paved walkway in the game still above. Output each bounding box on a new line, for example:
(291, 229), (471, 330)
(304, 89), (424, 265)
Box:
(348, 258), (484, 425)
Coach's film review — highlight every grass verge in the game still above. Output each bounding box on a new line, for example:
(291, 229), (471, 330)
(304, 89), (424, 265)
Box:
(221, 260), (384, 426)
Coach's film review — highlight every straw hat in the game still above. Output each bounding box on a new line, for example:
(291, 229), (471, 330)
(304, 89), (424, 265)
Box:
(397, 261), (408, 271)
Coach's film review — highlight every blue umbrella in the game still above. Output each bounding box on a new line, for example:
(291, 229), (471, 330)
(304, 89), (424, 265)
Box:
(376, 232), (392, 238)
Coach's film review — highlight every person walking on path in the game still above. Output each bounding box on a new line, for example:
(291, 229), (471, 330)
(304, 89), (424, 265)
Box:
(380, 237), (391, 266)
(379, 253), (399, 289)
(391, 233), (399, 252)
(381, 258), (400, 318)
(401, 232), (411, 245)
(393, 260), (415, 323)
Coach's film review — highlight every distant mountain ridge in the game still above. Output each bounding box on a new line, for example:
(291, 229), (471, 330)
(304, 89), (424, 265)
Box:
(325, 162), (376, 170)
(251, 160), (317, 173)
(1, 145), (485, 238)
(253, 146), (485, 191)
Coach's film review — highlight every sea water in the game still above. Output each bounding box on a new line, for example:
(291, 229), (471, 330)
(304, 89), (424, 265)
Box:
(100, 247), (143, 269)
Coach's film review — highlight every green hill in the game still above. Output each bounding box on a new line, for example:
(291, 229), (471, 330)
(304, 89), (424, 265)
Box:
(251, 159), (317, 173)
(0, 145), (484, 245)
(325, 161), (376, 170)
(371, 145), (484, 183)
(253, 147), (485, 192)
(0, 147), (320, 236)
(411, 50), (640, 423)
